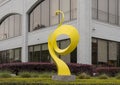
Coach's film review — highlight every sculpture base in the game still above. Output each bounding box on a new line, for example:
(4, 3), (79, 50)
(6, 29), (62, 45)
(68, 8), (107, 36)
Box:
(52, 75), (76, 81)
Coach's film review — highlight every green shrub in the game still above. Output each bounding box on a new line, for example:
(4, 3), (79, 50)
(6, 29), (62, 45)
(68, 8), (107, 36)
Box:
(0, 72), (12, 78)
(19, 72), (31, 78)
(77, 73), (91, 79)
(116, 73), (120, 79)
(98, 74), (109, 79)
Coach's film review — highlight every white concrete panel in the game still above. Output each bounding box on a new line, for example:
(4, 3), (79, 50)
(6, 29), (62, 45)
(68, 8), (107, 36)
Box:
(0, 36), (23, 51)
(92, 20), (120, 42)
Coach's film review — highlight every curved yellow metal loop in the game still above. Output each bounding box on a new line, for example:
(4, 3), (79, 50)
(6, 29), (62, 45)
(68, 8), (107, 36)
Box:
(48, 10), (80, 76)
(55, 10), (64, 27)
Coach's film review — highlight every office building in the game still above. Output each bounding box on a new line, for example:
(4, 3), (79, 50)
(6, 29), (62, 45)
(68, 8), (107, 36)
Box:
(0, 0), (120, 66)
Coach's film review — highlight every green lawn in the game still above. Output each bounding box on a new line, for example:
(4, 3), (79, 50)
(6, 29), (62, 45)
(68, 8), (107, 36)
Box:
(0, 71), (119, 85)
(0, 78), (119, 85)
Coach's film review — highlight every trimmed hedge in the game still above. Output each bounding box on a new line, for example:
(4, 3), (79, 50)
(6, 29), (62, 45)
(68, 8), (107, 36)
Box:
(0, 62), (56, 72)
(68, 63), (93, 75)
(95, 67), (120, 76)
(0, 63), (93, 75)
(0, 62), (120, 76)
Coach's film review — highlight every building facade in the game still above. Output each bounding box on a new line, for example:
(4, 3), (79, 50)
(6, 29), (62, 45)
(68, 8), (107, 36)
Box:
(0, 0), (120, 66)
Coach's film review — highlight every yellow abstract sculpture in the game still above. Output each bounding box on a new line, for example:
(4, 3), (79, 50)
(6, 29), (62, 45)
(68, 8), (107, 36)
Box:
(48, 10), (80, 76)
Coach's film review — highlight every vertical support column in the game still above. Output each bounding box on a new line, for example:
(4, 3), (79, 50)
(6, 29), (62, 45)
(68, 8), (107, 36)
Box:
(77, 0), (92, 64)
(21, 0), (28, 62)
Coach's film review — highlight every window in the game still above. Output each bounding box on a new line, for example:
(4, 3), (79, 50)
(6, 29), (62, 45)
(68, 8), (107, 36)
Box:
(92, 38), (120, 66)
(92, 0), (98, 19)
(98, 40), (107, 65)
(59, 39), (77, 63)
(29, 0), (77, 32)
(30, 12), (34, 32)
(71, 0), (77, 19)
(92, 0), (120, 26)
(9, 49), (14, 62)
(4, 19), (9, 39)
(119, 0), (120, 25)
(118, 43), (120, 66)
(2, 51), (8, 63)
(14, 15), (21, 36)
(33, 4), (41, 30)
(28, 39), (77, 63)
(109, 0), (117, 24)
(50, 0), (59, 25)
(41, 44), (50, 62)
(0, 52), (2, 63)
(60, 0), (70, 22)
(14, 48), (21, 62)
(108, 42), (118, 66)
(98, 0), (108, 22)
(28, 44), (50, 62)
(34, 45), (40, 62)
(28, 46), (34, 62)
(0, 14), (22, 40)
(0, 22), (4, 40)
(92, 38), (98, 65)
(59, 39), (71, 63)
(9, 15), (14, 38)
(0, 48), (21, 64)
(41, 0), (50, 27)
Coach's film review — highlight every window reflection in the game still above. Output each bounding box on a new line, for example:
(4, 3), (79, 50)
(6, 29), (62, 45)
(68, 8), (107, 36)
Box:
(0, 48), (21, 64)
(0, 14), (21, 40)
(92, 0), (120, 26)
(29, 0), (77, 32)
(28, 39), (77, 63)
(92, 38), (120, 67)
